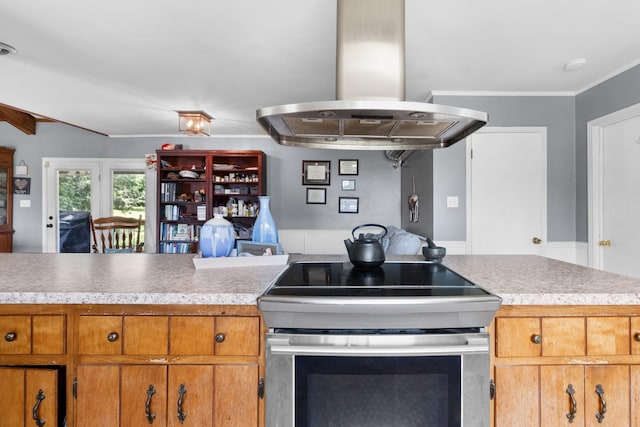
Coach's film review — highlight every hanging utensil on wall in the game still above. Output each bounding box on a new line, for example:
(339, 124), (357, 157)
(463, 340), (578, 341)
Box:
(408, 176), (419, 222)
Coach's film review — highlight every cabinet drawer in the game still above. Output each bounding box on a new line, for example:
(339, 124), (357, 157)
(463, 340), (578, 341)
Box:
(215, 316), (259, 356)
(586, 316), (629, 355)
(0, 315), (65, 355)
(496, 317), (586, 357)
(78, 316), (123, 355)
(79, 316), (171, 355)
(170, 316), (215, 355)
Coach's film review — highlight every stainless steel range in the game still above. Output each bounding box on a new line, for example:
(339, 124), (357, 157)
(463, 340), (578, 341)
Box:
(258, 261), (502, 427)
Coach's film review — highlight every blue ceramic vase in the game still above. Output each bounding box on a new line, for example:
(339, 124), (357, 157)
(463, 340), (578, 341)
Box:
(252, 196), (278, 243)
(200, 214), (235, 258)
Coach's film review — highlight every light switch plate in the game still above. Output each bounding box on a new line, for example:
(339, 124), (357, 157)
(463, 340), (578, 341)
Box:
(446, 196), (459, 208)
(19, 199), (31, 208)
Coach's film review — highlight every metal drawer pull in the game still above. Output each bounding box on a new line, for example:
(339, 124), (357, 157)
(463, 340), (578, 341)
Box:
(32, 389), (46, 427)
(595, 384), (606, 423)
(634, 333), (640, 342)
(107, 332), (119, 342)
(177, 384), (187, 424)
(145, 385), (156, 424)
(215, 333), (225, 343)
(4, 331), (17, 342)
(566, 384), (576, 423)
(531, 334), (542, 344)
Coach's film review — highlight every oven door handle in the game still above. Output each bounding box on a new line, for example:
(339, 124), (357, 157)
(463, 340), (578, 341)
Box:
(268, 338), (488, 356)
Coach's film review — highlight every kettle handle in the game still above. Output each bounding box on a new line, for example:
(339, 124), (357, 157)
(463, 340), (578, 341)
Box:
(351, 224), (388, 239)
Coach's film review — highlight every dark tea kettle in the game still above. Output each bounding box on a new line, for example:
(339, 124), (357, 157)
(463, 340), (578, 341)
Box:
(344, 224), (387, 268)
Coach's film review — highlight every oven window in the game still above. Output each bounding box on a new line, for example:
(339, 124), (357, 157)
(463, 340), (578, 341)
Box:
(295, 355), (461, 427)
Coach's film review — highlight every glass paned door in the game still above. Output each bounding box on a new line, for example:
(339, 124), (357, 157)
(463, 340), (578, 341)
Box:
(43, 159), (99, 253)
(111, 170), (146, 248)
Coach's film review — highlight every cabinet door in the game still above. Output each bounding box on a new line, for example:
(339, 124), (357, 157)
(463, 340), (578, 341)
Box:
(631, 366), (640, 425)
(584, 365), (629, 426)
(214, 365), (258, 427)
(167, 365), (214, 427)
(495, 318), (541, 357)
(25, 369), (59, 427)
(0, 367), (59, 427)
(494, 365), (540, 426)
(540, 365), (585, 426)
(76, 365), (120, 427)
(121, 365), (167, 427)
(214, 317), (259, 356)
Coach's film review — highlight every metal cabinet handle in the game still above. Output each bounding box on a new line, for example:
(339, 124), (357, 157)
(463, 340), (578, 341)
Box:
(566, 384), (577, 423)
(595, 384), (606, 423)
(531, 334), (542, 344)
(634, 333), (640, 342)
(4, 331), (16, 342)
(107, 332), (119, 342)
(145, 384), (156, 424)
(32, 389), (46, 427)
(177, 384), (187, 424)
(215, 333), (225, 343)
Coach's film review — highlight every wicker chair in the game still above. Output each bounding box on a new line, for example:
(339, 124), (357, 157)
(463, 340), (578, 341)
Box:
(90, 215), (144, 253)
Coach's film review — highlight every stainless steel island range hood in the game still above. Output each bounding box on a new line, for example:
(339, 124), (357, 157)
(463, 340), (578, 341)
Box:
(256, 0), (488, 150)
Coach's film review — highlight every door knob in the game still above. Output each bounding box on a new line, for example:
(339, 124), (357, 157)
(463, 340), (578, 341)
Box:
(46, 224), (53, 228)
(599, 240), (612, 247)
(532, 237), (542, 244)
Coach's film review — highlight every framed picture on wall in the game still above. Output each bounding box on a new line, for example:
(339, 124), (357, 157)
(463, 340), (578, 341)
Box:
(338, 159), (358, 175)
(341, 179), (356, 191)
(306, 188), (327, 204)
(302, 160), (331, 185)
(339, 197), (359, 213)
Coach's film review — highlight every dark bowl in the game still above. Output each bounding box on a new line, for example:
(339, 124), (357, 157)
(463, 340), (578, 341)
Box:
(422, 246), (446, 262)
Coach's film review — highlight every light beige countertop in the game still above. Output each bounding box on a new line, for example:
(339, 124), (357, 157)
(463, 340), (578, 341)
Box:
(1, 253), (640, 305)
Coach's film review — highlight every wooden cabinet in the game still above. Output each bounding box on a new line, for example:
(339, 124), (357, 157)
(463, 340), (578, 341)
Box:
(156, 150), (266, 253)
(75, 306), (264, 427)
(0, 146), (15, 252)
(492, 307), (640, 426)
(76, 364), (258, 427)
(0, 367), (61, 427)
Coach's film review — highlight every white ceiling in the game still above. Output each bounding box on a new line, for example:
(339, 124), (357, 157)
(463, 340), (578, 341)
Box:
(1, 0), (640, 137)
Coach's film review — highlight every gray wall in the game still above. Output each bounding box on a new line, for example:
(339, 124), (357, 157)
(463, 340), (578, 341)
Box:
(575, 64), (640, 241)
(1, 123), (401, 252)
(405, 95), (576, 242)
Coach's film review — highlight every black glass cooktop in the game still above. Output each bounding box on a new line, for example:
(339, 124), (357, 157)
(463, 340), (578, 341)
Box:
(264, 261), (491, 298)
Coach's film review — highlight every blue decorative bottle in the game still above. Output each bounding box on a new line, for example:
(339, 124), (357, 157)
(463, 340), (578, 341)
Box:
(252, 196), (278, 243)
(200, 214), (235, 258)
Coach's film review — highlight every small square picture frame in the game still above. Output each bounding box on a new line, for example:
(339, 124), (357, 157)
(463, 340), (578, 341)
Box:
(338, 159), (359, 176)
(339, 196), (359, 213)
(306, 188), (327, 204)
(341, 179), (356, 191)
(302, 160), (331, 185)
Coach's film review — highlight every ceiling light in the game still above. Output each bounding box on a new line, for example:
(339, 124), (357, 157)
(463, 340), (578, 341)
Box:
(0, 42), (17, 56)
(564, 58), (587, 71)
(177, 111), (212, 136)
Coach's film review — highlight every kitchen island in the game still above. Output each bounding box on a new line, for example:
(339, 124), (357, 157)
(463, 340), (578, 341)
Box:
(2, 253), (640, 427)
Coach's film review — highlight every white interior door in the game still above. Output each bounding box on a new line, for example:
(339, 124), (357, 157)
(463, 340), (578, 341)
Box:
(588, 104), (640, 279)
(466, 128), (547, 254)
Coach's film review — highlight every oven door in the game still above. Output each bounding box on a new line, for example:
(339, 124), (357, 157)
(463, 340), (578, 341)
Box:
(265, 332), (490, 427)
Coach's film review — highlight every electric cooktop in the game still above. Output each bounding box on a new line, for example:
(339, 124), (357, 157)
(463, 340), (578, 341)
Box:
(258, 261), (502, 330)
